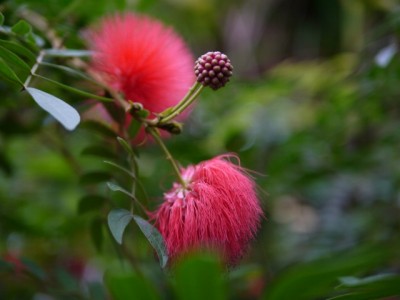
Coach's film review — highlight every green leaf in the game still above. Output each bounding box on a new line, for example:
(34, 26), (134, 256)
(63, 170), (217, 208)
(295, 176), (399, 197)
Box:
(173, 253), (226, 300)
(127, 119), (142, 139)
(338, 274), (395, 287)
(136, 108), (150, 119)
(0, 13), (4, 26)
(329, 275), (400, 300)
(104, 161), (135, 178)
(35, 74), (113, 102)
(77, 195), (107, 214)
(11, 20), (32, 36)
(0, 56), (23, 85)
(106, 182), (133, 198)
(106, 271), (159, 300)
(40, 62), (100, 85)
(263, 246), (390, 300)
(80, 120), (117, 138)
(81, 145), (115, 159)
(114, 0), (127, 10)
(0, 45), (31, 72)
(25, 31), (44, 48)
(91, 217), (104, 252)
(0, 40), (36, 64)
(43, 49), (93, 57)
(117, 137), (135, 157)
(107, 209), (133, 244)
(25, 87), (80, 131)
(133, 215), (168, 268)
(80, 171), (112, 185)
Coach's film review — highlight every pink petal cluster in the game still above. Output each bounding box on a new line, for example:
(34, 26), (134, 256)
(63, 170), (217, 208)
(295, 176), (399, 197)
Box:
(152, 155), (263, 265)
(86, 13), (194, 132)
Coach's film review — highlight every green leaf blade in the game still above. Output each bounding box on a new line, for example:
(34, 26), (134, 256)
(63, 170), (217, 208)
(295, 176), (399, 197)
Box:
(106, 271), (159, 300)
(35, 74), (113, 102)
(0, 40), (36, 63)
(107, 209), (133, 244)
(173, 253), (226, 300)
(0, 45), (31, 72)
(44, 49), (93, 57)
(104, 161), (135, 178)
(0, 57), (23, 85)
(133, 215), (168, 268)
(106, 182), (133, 198)
(11, 20), (32, 36)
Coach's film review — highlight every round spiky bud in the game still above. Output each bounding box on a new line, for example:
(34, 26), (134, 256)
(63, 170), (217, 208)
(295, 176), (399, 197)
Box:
(194, 51), (233, 90)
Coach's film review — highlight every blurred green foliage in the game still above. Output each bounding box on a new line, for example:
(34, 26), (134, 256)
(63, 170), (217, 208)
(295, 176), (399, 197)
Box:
(1, 0), (400, 299)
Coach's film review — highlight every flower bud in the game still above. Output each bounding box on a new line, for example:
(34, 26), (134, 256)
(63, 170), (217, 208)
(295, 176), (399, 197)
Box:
(194, 51), (233, 90)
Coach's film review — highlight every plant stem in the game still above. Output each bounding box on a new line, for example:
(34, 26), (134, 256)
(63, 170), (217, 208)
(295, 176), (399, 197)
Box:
(159, 82), (203, 124)
(166, 81), (201, 114)
(146, 126), (187, 188)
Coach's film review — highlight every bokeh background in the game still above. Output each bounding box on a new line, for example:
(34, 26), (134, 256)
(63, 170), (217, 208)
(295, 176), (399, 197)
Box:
(1, 0), (400, 299)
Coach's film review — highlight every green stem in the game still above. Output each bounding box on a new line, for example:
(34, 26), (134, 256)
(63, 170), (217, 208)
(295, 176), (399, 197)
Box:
(159, 82), (203, 124)
(167, 82), (201, 114)
(146, 126), (187, 188)
(129, 154), (138, 214)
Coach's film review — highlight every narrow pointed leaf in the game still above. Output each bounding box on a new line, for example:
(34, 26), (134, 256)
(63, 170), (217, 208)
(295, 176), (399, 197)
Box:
(127, 119), (142, 139)
(0, 13), (4, 26)
(35, 74), (112, 102)
(104, 161), (135, 178)
(0, 40), (36, 63)
(26, 87), (80, 130)
(44, 49), (93, 57)
(0, 57), (23, 85)
(40, 62), (100, 85)
(107, 209), (133, 244)
(106, 182), (132, 197)
(11, 20), (31, 36)
(133, 215), (168, 268)
(0, 45), (31, 72)
(117, 137), (134, 157)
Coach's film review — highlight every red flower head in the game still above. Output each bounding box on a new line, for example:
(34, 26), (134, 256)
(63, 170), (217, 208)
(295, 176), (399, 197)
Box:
(86, 13), (194, 137)
(152, 155), (263, 265)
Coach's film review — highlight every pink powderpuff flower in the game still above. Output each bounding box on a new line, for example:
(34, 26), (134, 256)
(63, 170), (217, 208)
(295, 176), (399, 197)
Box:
(86, 13), (194, 139)
(151, 154), (263, 265)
